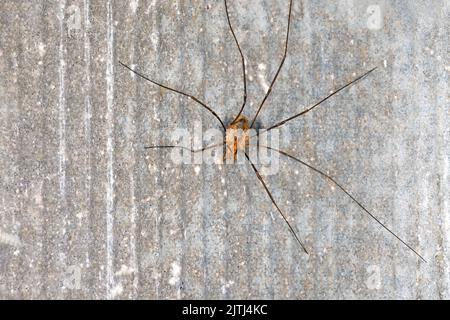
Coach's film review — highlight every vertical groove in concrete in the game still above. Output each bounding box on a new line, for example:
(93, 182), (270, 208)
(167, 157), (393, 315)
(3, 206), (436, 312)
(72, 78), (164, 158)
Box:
(434, 2), (449, 298)
(56, 0), (68, 299)
(58, 1), (67, 205)
(105, 0), (115, 299)
(82, 0), (94, 296)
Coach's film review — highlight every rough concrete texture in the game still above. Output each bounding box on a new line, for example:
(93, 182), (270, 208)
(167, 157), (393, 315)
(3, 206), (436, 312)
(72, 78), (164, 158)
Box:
(0, 0), (449, 299)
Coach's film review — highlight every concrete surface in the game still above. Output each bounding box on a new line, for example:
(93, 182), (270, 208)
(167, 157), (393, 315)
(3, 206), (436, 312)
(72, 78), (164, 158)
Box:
(0, 0), (449, 299)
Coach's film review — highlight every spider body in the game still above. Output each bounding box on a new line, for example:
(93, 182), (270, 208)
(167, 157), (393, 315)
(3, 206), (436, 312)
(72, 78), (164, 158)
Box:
(225, 115), (250, 161)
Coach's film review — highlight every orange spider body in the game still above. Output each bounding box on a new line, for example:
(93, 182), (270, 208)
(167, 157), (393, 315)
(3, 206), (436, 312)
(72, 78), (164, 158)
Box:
(225, 115), (251, 161)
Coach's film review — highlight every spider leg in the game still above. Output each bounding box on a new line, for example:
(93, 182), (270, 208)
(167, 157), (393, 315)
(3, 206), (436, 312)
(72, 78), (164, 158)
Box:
(119, 61), (226, 131)
(259, 145), (426, 262)
(266, 67), (377, 132)
(250, 0), (294, 128)
(244, 152), (308, 254)
(225, 0), (248, 123)
(146, 141), (235, 161)
(145, 142), (226, 154)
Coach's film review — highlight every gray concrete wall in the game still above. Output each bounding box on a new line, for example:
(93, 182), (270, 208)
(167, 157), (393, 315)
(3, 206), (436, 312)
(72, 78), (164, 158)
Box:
(0, 0), (448, 299)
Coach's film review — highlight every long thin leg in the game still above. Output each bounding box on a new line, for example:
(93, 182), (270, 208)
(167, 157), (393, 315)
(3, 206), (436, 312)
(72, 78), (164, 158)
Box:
(225, 0), (248, 123)
(146, 141), (238, 161)
(250, 0), (294, 128)
(260, 145), (426, 262)
(145, 141), (226, 154)
(244, 152), (308, 254)
(119, 61), (226, 131)
(265, 67), (377, 131)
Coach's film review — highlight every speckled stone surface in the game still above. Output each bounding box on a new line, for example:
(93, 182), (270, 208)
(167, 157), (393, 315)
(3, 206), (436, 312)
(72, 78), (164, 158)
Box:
(0, 0), (448, 299)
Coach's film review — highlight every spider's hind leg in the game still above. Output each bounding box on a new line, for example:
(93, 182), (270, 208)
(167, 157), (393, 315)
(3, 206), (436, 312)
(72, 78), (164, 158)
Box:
(244, 152), (309, 254)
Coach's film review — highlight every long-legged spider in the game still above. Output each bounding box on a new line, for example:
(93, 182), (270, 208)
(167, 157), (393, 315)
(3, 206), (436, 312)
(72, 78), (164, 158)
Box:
(119, 0), (425, 262)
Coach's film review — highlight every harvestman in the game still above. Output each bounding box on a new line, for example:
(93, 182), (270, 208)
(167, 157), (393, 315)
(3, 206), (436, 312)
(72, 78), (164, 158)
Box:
(119, 0), (425, 262)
